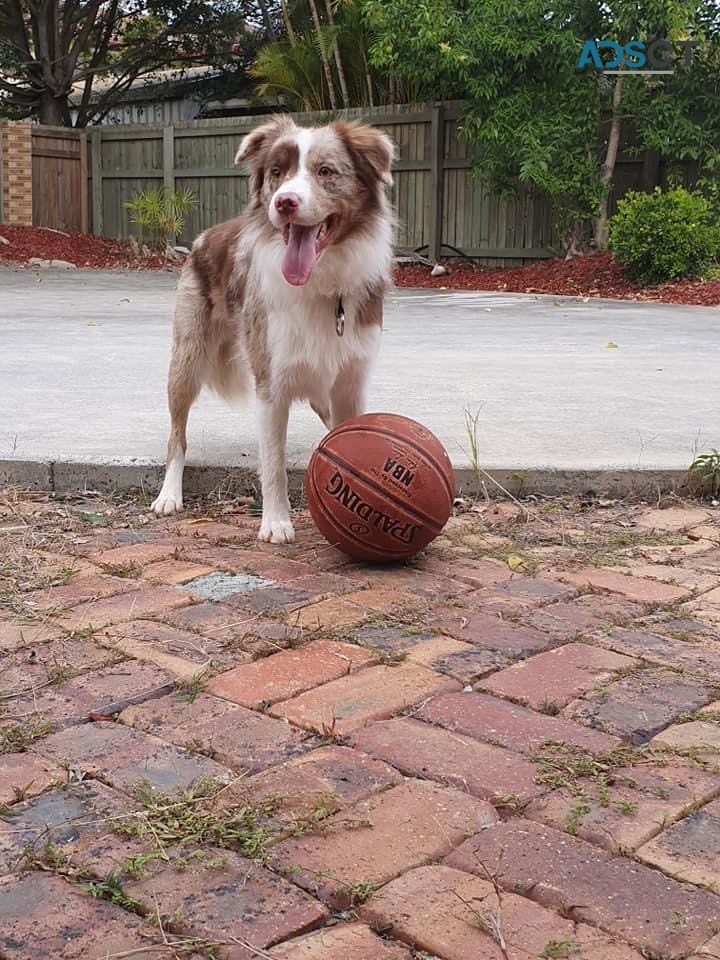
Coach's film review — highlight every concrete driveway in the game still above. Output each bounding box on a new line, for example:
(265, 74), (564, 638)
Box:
(0, 265), (717, 493)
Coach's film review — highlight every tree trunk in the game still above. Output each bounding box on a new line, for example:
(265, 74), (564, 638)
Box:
(323, 0), (349, 108)
(256, 0), (278, 40)
(37, 89), (69, 126)
(307, 0), (338, 110)
(280, 0), (297, 44)
(564, 221), (590, 258)
(362, 46), (374, 107)
(640, 148), (661, 192)
(594, 75), (623, 249)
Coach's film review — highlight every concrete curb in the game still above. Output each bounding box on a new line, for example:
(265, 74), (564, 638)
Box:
(0, 459), (691, 501)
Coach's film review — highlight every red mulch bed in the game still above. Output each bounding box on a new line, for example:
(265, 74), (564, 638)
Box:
(0, 224), (167, 269)
(2, 225), (718, 304)
(393, 251), (720, 306)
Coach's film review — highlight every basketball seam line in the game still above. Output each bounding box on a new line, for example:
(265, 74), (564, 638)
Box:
(318, 448), (444, 533)
(323, 423), (455, 503)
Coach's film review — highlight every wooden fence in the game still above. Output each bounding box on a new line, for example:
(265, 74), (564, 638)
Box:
(28, 102), (662, 264)
(86, 102), (558, 265)
(31, 126), (88, 234)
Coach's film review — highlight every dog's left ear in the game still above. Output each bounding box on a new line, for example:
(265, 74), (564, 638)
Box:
(334, 121), (396, 188)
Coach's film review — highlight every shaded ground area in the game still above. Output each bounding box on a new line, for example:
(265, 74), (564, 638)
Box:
(1, 226), (719, 305)
(1, 487), (720, 959)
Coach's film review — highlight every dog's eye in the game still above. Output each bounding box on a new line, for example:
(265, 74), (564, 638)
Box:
(318, 165), (334, 177)
(269, 165), (281, 177)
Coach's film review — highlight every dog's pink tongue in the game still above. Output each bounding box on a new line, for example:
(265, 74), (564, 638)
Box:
(282, 224), (318, 286)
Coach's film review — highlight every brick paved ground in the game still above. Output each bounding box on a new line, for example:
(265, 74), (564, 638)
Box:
(1, 488), (720, 959)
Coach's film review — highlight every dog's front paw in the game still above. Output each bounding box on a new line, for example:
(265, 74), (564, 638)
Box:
(151, 492), (184, 516)
(258, 517), (295, 544)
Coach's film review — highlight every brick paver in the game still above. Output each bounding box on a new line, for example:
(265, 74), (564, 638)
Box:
(270, 662), (460, 734)
(525, 759), (720, 852)
(230, 745), (399, 833)
(120, 691), (314, 771)
(269, 922), (413, 959)
(554, 566), (692, 604)
(0, 635), (118, 696)
(636, 506), (714, 531)
(30, 718), (234, 792)
(652, 719), (720, 768)
(21, 572), (137, 612)
(272, 779), (497, 906)
(166, 601), (301, 657)
(445, 818), (720, 957)
(2, 488), (720, 959)
(564, 667), (717, 743)
(352, 716), (544, 803)
(520, 594), (643, 640)
(637, 797), (720, 891)
(56, 584), (195, 631)
(0, 753), (63, 805)
(140, 557), (217, 583)
(124, 850), (328, 958)
(3, 660), (175, 731)
(0, 872), (176, 958)
(0, 618), (65, 652)
(207, 638), (377, 707)
(595, 626), (720, 680)
(478, 642), (638, 710)
(0, 779), (144, 875)
(419, 690), (621, 754)
(361, 864), (645, 960)
(463, 576), (577, 615)
(434, 608), (555, 655)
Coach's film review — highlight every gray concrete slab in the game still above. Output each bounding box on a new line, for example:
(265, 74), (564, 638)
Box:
(0, 265), (717, 494)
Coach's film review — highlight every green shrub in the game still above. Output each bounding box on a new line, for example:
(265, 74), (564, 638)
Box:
(609, 187), (719, 284)
(124, 186), (196, 251)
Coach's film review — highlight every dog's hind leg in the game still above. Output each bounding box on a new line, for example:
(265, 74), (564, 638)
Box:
(329, 361), (371, 428)
(310, 400), (332, 430)
(151, 343), (201, 515)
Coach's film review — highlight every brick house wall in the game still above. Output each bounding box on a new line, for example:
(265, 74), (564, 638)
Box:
(0, 121), (33, 226)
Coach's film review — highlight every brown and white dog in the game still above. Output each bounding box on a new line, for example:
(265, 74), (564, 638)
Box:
(151, 116), (395, 543)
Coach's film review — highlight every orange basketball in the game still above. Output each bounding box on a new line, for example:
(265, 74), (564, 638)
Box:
(305, 413), (455, 562)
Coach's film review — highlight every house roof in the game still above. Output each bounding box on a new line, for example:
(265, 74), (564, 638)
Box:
(68, 65), (224, 106)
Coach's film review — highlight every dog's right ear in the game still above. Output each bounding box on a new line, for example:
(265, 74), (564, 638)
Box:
(235, 117), (296, 197)
(235, 125), (271, 166)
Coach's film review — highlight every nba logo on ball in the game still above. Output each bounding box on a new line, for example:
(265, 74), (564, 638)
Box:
(306, 413), (455, 562)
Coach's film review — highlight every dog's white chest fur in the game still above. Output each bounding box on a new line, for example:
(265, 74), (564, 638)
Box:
(251, 234), (384, 398)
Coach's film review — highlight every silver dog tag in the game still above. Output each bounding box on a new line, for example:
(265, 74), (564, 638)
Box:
(335, 294), (345, 337)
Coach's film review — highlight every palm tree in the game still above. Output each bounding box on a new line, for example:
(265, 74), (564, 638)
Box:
(250, 0), (395, 111)
(306, 0), (338, 108)
(281, 0), (297, 44)
(250, 38), (327, 110)
(323, 0), (350, 108)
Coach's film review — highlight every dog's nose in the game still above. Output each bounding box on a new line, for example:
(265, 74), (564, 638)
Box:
(274, 192), (300, 215)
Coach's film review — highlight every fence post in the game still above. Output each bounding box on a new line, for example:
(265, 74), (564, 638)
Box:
(79, 132), (89, 233)
(90, 129), (103, 236)
(163, 125), (175, 193)
(428, 102), (445, 262)
(0, 122), (4, 223)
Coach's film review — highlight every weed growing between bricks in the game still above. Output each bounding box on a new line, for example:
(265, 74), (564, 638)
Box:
(115, 777), (276, 864)
(0, 717), (53, 754)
